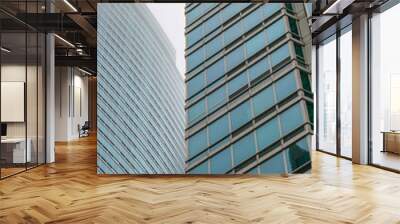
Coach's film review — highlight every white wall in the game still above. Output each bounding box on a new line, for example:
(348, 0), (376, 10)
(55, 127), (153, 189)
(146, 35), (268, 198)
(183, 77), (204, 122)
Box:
(55, 67), (89, 141)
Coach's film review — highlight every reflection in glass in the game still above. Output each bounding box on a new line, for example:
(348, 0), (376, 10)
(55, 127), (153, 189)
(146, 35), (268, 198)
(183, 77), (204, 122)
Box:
(317, 35), (337, 154)
(339, 26), (352, 158)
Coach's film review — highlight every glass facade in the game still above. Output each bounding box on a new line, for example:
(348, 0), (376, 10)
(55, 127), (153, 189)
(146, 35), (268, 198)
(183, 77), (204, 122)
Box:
(185, 3), (313, 174)
(97, 4), (185, 174)
(0, 1), (47, 179)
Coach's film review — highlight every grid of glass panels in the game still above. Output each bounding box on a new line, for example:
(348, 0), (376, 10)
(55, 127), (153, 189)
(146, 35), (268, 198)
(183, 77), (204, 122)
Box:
(185, 3), (312, 174)
(0, 1), (47, 179)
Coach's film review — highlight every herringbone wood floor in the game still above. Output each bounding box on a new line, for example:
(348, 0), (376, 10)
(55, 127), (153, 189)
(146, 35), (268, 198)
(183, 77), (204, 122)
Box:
(1, 135), (400, 224)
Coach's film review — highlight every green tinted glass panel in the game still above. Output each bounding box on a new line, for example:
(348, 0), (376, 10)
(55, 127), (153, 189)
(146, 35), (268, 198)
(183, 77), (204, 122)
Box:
(300, 71), (311, 92)
(289, 17), (299, 35)
(286, 138), (310, 172)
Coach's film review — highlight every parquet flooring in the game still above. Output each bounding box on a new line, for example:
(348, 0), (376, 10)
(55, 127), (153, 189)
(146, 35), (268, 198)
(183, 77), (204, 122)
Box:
(1, 135), (400, 224)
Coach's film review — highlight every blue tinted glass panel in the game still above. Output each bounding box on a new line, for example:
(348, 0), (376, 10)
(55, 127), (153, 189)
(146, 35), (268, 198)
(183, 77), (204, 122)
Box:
(263, 3), (281, 19)
(187, 24), (204, 47)
(187, 47), (204, 71)
(206, 34), (223, 58)
(207, 86), (227, 112)
(256, 118), (280, 151)
(252, 86), (274, 116)
(233, 133), (256, 165)
(226, 46), (245, 71)
(259, 151), (285, 174)
(186, 5), (203, 25)
(187, 72), (205, 98)
(207, 59), (225, 84)
(189, 160), (208, 174)
(228, 71), (248, 95)
(286, 138), (311, 172)
(209, 137), (229, 154)
(270, 43), (290, 68)
(246, 30), (266, 58)
(248, 58), (269, 81)
(275, 71), (297, 102)
(243, 7), (263, 33)
(222, 3), (247, 21)
(205, 13), (221, 32)
(208, 115), (230, 145)
(230, 101), (252, 131)
(280, 103), (304, 136)
(210, 147), (232, 174)
(224, 22), (242, 45)
(188, 128), (208, 158)
(265, 18), (286, 44)
(188, 99), (206, 124)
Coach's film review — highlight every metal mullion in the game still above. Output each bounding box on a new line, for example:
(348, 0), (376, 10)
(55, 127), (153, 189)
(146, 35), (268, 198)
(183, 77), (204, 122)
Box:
(315, 44), (319, 151)
(25, 1), (28, 171)
(336, 28), (341, 157)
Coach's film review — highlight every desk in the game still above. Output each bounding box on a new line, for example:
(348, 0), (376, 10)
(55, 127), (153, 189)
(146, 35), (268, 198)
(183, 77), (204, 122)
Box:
(382, 131), (400, 154)
(1, 138), (31, 163)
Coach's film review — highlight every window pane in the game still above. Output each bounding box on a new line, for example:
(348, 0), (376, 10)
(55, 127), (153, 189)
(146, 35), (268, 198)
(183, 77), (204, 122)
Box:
(188, 99), (206, 124)
(224, 22), (242, 45)
(208, 115), (230, 145)
(233, 132), (256, 165)
(246, 30), (266, 58)
(188, 129), (208, 158)
(207, 86), (227, 112)
(187, 47), (204, 71)
(259, 151), (285, 174)
(206, 59), (225, 84)
(252, 86), (275, 116)
(256, 117), (280, 151)
(187, 72), (205, 98)
(226, 46), (245, 71)
(210, 147), (232, 174)
(286, 138), (310, 172)
(266, 18), (286, 44)
(263, 3), (281, 19)
(248, 57), (269, 81)
(189, 160), (209, 174)
(289, 17), (299, 35)
(228, 71), (248, 95)
(205, 13), (221, 32)
(243, 7), (263, 33)
(270, 43), (290, 69)
(187, 24), (204, 47)
(280, 103), (304, 136)
(317, 35), (337, 154)
(222, 3), (248, 21)
(206, 34), (223, 58)
(230, 100), (252, 131)
(275, 71), (297, 102)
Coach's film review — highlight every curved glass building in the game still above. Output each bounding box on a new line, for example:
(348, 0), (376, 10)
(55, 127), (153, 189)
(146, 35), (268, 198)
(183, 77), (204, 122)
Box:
(97, 4), (185, 174)
(184, 3), (313, 174)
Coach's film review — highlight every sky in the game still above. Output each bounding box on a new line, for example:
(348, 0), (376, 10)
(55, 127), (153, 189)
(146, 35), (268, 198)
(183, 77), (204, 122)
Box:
(146, 3), (186, 78)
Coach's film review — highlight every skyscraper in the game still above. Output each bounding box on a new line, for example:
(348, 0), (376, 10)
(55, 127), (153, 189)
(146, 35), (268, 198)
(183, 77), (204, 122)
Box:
(184, 3), (313, 174)
(97, 4), (186, 174)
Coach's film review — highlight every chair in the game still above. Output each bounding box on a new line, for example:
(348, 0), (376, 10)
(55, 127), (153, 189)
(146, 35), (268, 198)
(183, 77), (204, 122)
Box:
(79, 121), (90, 138)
